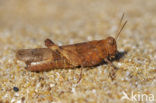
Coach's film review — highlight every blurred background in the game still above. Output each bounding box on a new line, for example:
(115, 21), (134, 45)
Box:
(0, 0), (155, 46)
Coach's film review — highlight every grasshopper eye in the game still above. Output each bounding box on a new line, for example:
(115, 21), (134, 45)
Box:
(108, 38), (115, 45)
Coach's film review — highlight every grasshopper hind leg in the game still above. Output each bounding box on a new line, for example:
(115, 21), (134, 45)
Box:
(45, 38), (57, 49)
(44, 38), (82, 67)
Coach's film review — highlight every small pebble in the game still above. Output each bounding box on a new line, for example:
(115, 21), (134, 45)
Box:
(13, 87), (19, 92)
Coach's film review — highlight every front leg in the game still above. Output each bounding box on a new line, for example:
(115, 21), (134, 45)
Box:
(104, 58), (118, 80)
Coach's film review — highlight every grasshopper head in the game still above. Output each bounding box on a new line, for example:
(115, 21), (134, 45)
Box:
(105, 36), (117, 59)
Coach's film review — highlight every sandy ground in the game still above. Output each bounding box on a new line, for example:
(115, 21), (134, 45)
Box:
(0, 0), (156, 103)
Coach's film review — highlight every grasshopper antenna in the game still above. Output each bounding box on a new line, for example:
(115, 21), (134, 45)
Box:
(119, 13), (125, 27)
(115, 13), (127, 40)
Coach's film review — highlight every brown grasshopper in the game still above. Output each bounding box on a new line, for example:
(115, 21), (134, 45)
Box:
(16, 14), (127, 80)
